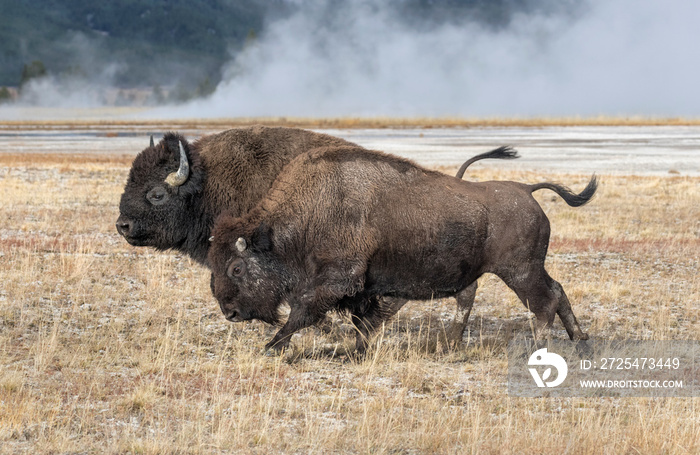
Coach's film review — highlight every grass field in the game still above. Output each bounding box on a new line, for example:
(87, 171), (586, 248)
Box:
(0, 150), (698, 453)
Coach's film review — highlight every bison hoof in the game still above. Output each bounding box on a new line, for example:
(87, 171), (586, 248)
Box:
(265, 339), (290, 354)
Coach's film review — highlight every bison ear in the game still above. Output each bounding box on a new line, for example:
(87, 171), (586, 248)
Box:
(250, 223), (272, 252)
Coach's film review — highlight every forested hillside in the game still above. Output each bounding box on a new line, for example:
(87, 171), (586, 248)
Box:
(0, 0), (274, 88)
(0, 0), (571, 104)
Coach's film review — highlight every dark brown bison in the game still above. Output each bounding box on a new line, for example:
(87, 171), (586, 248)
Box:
(208, 146), (597, 353)
(116, 126), (515, 267)
(116, 126), (358, 263)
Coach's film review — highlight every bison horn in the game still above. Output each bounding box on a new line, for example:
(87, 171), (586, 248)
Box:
(165, 141), (190, 187)
(150, 135), (154, 148)
(235, 237), (247, 252)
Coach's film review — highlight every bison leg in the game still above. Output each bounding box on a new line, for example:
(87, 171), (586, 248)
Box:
(499, 267), (587, 340)
(265, 302), (327, 352)
(551, 279), (589, 340)
(349, 295), (405, 354)
(267, 259), (369, 353)
(267, 261), (366, 352)
(446, 281), (478, 347)
(381, 296), (409, 318)
(498, 268), (559, 339)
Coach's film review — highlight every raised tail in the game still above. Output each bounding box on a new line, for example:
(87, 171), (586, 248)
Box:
(455, 146), (519, 179)
(529, 175), (598, 207)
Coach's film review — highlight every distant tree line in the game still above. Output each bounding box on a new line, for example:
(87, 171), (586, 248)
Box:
(0, 87), (11, 103)
(0, 0), (274, 88)
(0, 60), (46, 103)
(0, 58), (219, 106)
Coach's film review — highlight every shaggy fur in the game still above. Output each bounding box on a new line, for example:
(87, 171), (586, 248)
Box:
(116, 126), (514, 266)
(209, 146), (597, 353)
(116, 126), (357, 264)
(116, 126), (525, 343)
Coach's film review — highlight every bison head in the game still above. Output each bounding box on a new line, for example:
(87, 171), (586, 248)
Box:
(208, 215), (289, 325)
(116, 133), (206, 256)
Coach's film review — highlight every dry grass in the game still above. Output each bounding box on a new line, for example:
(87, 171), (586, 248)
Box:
(0, 153), (135, 167)
(3, 115), (700, 130)
(0, 152), (698, 453)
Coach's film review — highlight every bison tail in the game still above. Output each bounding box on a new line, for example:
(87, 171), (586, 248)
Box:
(455, 146), (519, 180)
(529, 174), (598, 207)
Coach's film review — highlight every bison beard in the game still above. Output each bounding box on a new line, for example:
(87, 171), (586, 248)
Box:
(209, 146), (597, 354)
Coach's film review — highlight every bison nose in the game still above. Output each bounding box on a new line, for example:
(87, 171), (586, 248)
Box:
(225, 310), (239, 322)
(116, 217), (132, 236)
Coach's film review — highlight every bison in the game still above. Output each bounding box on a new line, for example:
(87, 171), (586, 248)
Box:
(208, 146), (597, 353)
(116, 126), (357, 264)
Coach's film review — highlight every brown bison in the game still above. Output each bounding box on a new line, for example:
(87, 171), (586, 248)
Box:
(209, 146), (597, 353)
(116, 126), (357, 264)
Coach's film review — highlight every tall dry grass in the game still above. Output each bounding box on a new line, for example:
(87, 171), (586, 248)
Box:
(0, 152), (697, 453)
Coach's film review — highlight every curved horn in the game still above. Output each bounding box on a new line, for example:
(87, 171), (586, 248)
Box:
(235, 237), (247, 252)
(165, 141), (190, 187)
(150, 135), (154, 148)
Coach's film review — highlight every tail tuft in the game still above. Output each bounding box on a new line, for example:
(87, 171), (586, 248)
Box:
(455, 146), (519, 179)
(530, 174), (598, 207)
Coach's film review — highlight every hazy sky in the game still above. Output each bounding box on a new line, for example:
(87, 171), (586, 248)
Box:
(172, 0), (698, 118)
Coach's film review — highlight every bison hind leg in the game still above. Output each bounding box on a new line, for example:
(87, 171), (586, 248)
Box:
(551, 280), (589, 340)
(498, 267), (587, 340)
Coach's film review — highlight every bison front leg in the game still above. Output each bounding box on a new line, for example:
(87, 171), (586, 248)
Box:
(348, 294), (405, 355)
(268, 259), (367, 353)
(265, 303), (327, 352)
(446, 281), (478, 348)
(265, 286), (341, 352)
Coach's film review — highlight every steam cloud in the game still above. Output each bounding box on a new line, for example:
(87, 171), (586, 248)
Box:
(5, 0), (698, 118)
(12, 32), (126, 109)
(175, 0), (699, 118)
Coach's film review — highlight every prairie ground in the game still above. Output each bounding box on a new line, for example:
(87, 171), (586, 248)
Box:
(0, 149), (698, 454)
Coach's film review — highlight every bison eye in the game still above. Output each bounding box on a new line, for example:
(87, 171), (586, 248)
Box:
(146, 186), (169, 205)
(227, 258), (246, 278)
